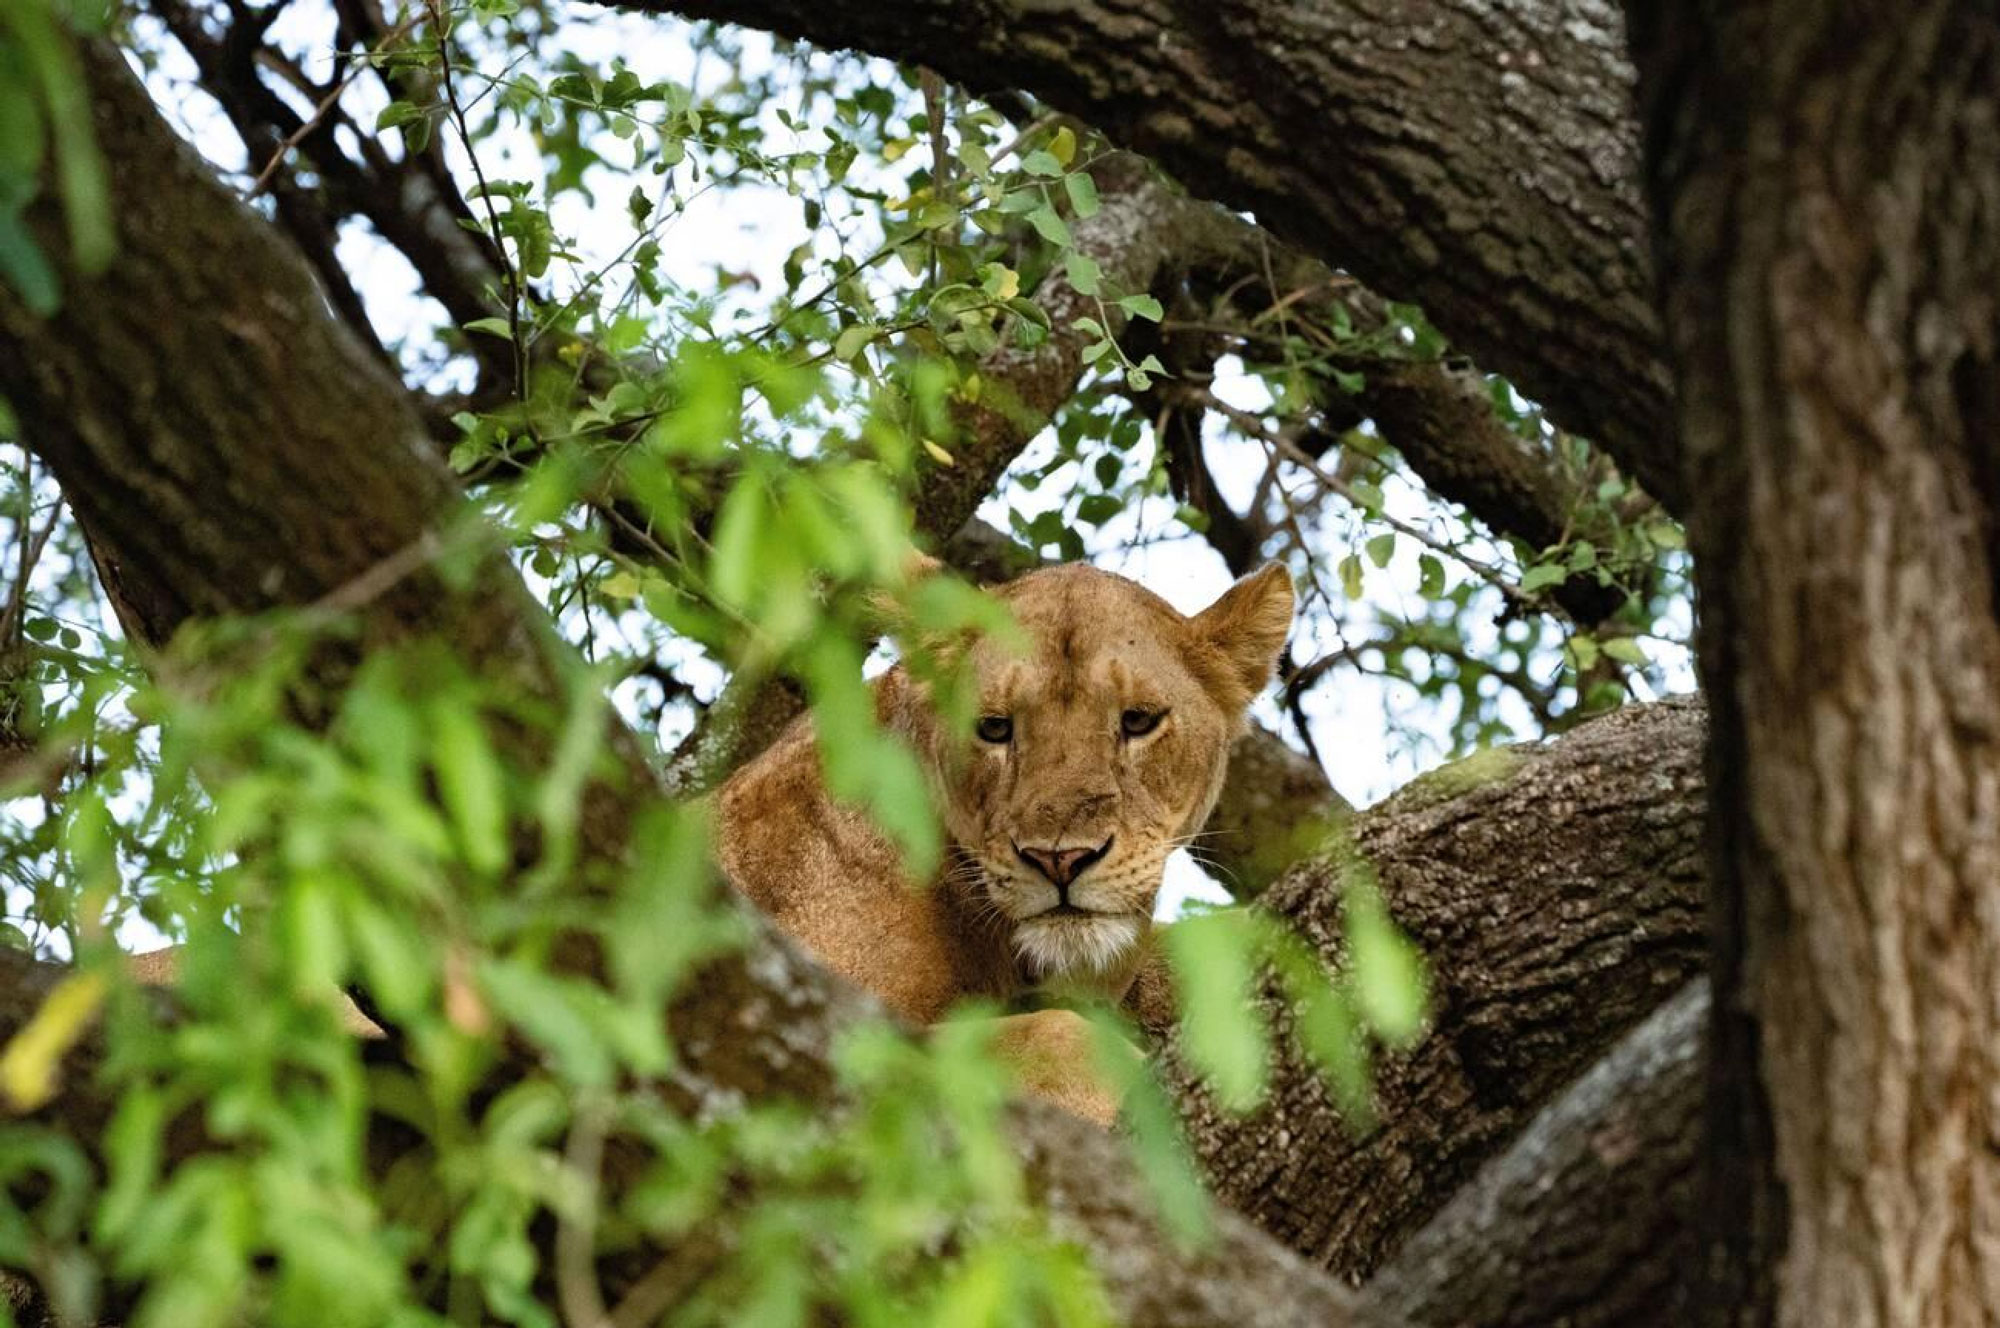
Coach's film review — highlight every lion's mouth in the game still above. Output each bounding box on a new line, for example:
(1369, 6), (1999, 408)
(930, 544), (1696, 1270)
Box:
(1032, 903), (1099, 920)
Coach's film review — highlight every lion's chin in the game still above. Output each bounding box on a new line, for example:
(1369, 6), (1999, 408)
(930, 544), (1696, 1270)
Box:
(1011, 912), (1141, 980)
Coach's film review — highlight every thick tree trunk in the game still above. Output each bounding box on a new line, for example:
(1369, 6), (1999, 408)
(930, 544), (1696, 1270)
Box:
(1626, 6), (2000, 1324)
(1168, 697), (1708, 1278)
(641, 0), (1680, 511)
(0, 44), (1365, 1327)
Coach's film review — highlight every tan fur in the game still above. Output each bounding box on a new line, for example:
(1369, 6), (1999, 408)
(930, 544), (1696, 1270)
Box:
(121, 564), (1293, 1127)
(127, 947), (383, 1037)
(985, 1008), (1138, 1129)
(719, 562), (1294, 1117)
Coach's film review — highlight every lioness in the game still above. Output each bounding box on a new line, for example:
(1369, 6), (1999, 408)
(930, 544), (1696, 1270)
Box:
(717, 560), (1295, 1110)
(129, 562), (1292, 1123)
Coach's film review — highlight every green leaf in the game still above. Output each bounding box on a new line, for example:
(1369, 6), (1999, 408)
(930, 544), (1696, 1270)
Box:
(1076, 493), (1121, 526)
(1021, 149), (1063, 178)
(432, 701), (507, 877)
(1520, 563), (1568, 593)
(1645, 520), (1687, 551)
(1116, 293), (1163, 323)
(1027, 204), (1071, 246)
(1338, 554), (1364, 600)
(13, 0), (112, 272)
(1271, 939), (1373, 1125)
(278, 870), (346, 1000)
(463, 317), (514, 340)
(1417, 553), (1446, 598)
(1063, 250), (1100, 296)
(479, 959), (616, 1087)
(1063, 171), (1100, 218)
(1600, 637), (1650, 666)
(1348, 896), (1428, 1047)
(1163, 912), (1270, 1112)
(1003, 296), (1051, 331)
(1365, 532), (1395, 569)
(832, 323), (878, 363)
(0, 210), (58, 315)
(375, 100), (423, 129)
(1047, 125), (1078, 166)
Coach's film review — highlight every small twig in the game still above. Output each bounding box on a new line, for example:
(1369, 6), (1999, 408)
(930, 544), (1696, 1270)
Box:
(2, 485), (60, 648)
(989, 111), (1058, 169)
(555, 1095), (613, 1328)
(1196, 386), (1536, 608)
(920, 69), (951, 293)
(304, 531), (445, 619)
(246, 12), (422, 198)
(604, 1233), (730, 1328)
(427, 0), (532, 414)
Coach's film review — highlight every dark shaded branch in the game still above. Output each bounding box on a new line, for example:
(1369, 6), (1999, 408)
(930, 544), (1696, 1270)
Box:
(634, 0), (1680, 513)
(1367, 978), (1704, 1328)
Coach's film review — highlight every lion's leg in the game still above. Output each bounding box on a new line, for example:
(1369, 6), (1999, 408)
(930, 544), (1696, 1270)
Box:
(983, 1008), (1140, 1129)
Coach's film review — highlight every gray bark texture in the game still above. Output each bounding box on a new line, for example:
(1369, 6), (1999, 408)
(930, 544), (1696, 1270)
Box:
(1625, 3), (2000, 1323)
(1368, 978), (1705, 1328)
(1167, 697), (1707, 1279)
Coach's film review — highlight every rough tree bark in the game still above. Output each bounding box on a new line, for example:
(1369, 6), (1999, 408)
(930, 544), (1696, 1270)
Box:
(641, 0), (1680, 511)
(1626, 5), (2000, 1324)
(1167, 697), (1708, 1278)
(1367, 978), (1706, 1328)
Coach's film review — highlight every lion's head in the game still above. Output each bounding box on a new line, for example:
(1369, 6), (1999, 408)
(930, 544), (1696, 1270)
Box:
(916, 562), (1294, 987)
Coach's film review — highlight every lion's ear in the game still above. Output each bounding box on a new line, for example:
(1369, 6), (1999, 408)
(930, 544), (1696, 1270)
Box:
(862, 550), (946, 635)
(1193, 562), (1294, 700)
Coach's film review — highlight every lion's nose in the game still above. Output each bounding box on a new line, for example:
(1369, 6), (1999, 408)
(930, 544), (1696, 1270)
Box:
(1015, 838), (1113, 889)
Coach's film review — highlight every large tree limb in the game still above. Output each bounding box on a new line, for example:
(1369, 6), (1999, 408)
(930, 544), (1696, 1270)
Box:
(0, 43), (1365, 1326)
(1167, 696), (1708, 1277)
(1367, 977), (1705, 1327)
(637, 0), (1681, 512)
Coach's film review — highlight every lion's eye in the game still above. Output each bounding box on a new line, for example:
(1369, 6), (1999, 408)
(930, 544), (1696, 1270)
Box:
(976, 715), (1014, 744)
(1121, 708), (1166, 738)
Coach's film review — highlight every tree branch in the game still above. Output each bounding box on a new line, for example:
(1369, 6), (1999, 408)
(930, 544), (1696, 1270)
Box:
(1169, 697), (1707, 1277)
(632, 0), (1680, 513)
(1367, 978), (1705, 1328)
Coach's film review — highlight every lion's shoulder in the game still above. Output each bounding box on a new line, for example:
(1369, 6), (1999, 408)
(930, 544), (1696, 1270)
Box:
(715, 695), (1013, 1024)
